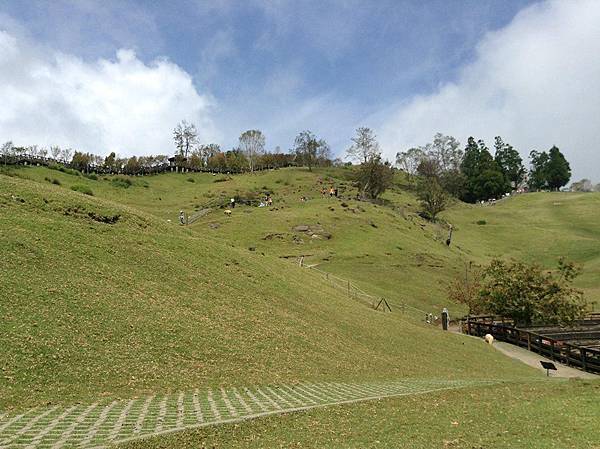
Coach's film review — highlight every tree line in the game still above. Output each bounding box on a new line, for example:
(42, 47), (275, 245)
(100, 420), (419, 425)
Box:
(396, 133), (573, 219)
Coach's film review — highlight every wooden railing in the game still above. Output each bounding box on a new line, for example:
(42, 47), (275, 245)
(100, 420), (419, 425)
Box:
(463, 317), (600, 374)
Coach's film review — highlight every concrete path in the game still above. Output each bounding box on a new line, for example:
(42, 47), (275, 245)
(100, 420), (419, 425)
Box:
(0, 379), (497, 449)
(493, 341), (599, 379)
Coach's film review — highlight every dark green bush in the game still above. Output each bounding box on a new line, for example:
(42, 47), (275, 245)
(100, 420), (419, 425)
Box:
(187, 177), (195, 183)
(71, 184), (94, 196)
(111, 177), (133, 189)
(476, 220), (487, 225)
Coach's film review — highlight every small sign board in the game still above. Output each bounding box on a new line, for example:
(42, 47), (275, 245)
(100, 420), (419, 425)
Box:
(540, 360), (557, 376)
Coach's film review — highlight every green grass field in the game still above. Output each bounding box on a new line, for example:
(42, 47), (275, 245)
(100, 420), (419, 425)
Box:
(1, 165), (598, 448)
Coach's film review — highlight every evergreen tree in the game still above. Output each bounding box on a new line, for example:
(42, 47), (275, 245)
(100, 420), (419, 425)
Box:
(494, 136), (526, 188)
(546, 146), (571, 191)
(460, 137), (509, 202)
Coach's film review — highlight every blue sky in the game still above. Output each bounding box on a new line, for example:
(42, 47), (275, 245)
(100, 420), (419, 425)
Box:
(1, 0), (600, 180)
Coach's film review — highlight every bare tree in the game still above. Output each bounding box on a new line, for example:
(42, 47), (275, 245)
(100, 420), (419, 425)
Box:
(62, 147), (73, 163)
(239, 129), (265, 172)
(346, 127), (380, 164)
(50, 145), (61, 160)
(396, 147), (424, 184)
(173, 120), (198, 158)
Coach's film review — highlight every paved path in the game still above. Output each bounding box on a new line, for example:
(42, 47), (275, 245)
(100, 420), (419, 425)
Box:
(0, 379), (496, 448)
(493, 341), (599, 379)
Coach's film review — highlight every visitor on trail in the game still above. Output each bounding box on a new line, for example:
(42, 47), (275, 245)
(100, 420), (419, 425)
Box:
(230, 198), (236, 208)
(179, 210), (186, 225)
(329, 186), (335, 197)
(334, 187), (338, 197)
(267, 196), (273, 206)
(441, 308), (449, 330)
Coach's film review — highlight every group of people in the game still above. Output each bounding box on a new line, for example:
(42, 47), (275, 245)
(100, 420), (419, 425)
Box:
(321, 186), (338, 197)
(259, 195), (273, 207)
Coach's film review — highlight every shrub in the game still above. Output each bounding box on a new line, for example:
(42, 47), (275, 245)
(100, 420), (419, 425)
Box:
(44, 177), (62, 186)
(84, 173), (98, 180)
(111, 177), (133, 189)
(71, 184), (94, 196)
(476, 220), (487, 225)
(187, 177), (195, 183)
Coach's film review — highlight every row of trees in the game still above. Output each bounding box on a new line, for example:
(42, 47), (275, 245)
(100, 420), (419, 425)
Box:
(395, 134), (573, 218)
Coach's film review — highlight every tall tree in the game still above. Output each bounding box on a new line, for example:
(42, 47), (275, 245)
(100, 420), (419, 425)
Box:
(293, 130), (328, 171)
(494, 136), (526, 188)
(239, 130), (265, 173)
(396, 147), (425, 185)
(173, 120), (198, 158)
(528, 150), (550, 191)
(430, 133), (462, 172)
(346, 127), (379, 164)
(460, 137), (508, 202)
(546, 146), (571, 191)
(354, 155), (394, 199)
(50, 145), (61, 160)
(417, 177), (448, 221)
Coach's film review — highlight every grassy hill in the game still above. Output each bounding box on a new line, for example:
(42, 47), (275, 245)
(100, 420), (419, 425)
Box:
(1, 165), (598, 447)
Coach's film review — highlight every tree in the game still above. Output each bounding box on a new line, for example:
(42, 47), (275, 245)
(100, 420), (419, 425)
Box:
(396, 147), (424, 185)
(474, 258), (589, 326)
(528, 150), (550, 191)
(354, 155), (394, 199)
(70, 151), (93, 172)
(197, 143), (220, 166)
(104, 152), (117, 171)
(417, 177), (448, 220)
(239, 130), (265, 173)
(546, 146), (571, 190)
(62, 148), (73, 163)
(293, 130), (328, 171)
(50, 145), (61, 160)
(430, 133), (462, 172)
(460, 137), (508, 202)
(571, 179), (593, 192)
(494, 136), (525, 188)
(346, 127), (380, 164)
(447, 262), (483, 314)
(173, 120), (198, 158)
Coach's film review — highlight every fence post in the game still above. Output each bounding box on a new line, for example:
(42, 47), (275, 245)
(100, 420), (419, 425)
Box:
(527, 333), (531, 351)
(581, 349), (588, 371)
(347, 280), (350, 296)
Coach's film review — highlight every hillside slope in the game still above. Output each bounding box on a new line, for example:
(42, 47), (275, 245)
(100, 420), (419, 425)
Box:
(0, 172), (538, 411)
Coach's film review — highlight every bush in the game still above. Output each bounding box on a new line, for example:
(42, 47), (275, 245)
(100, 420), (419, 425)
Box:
(187, 177), (195, 183)
(84, 173), (98, 180)
(476, 220), (487, 225)
(44, 177), (62, 186)
(71, 184), (94, 196)
(111, 177), (133, 189)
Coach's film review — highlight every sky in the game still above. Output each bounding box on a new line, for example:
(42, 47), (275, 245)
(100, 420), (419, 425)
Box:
(1, 0), (599, 181)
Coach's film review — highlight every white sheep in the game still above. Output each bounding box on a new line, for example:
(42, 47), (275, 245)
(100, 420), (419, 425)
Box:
(484, 334), (494, 345)
(224, 209), (232, 216)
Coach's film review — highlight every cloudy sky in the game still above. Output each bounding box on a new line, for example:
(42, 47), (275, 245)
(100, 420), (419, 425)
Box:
(1, 0), (599, 180)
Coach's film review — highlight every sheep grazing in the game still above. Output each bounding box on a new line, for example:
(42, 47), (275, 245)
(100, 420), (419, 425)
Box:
(484, 334), (494, 345)
(224, 209), (232, 216)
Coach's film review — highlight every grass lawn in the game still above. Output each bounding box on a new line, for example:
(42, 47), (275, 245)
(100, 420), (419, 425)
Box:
(1, 165), (599, 447)
(118, 379), (600, 449)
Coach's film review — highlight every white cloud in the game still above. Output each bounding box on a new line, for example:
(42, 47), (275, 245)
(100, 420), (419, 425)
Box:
(0, 30), (218, 157)
(377, 0), (600, 181)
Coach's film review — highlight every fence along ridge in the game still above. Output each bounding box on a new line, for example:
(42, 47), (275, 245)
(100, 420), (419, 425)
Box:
(301, 262), (428, 315)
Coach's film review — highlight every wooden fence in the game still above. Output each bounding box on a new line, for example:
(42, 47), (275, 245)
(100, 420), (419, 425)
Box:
(463, 316), (600, 374)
